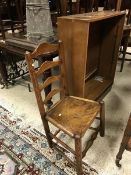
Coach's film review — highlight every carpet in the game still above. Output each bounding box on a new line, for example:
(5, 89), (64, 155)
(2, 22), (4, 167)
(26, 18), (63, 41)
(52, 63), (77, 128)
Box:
(0, 105), (98, 175)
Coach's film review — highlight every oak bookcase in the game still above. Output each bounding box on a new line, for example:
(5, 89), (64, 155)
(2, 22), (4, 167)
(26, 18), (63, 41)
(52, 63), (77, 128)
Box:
(58, 11), (125, 100)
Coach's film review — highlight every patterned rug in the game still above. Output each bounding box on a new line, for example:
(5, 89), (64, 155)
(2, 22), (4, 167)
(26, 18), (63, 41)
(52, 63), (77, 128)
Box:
(0, 105), (98, 175)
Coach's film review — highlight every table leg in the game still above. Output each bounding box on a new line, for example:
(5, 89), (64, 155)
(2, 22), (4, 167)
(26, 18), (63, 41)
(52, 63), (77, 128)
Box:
(0, 54), (8, 88)
(120, 36), (129, 72)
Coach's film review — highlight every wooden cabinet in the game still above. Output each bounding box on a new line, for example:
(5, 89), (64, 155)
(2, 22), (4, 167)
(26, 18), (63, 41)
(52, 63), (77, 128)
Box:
(58, 11), (125, 100)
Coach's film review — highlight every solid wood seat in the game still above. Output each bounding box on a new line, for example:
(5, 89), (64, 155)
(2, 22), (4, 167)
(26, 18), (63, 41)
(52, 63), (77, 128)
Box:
(46, 96), (100, 137)
(25, 42), (105, 175)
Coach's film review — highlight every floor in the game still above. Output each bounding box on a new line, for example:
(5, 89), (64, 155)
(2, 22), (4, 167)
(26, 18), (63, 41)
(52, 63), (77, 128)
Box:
(0, 50), (131, 175)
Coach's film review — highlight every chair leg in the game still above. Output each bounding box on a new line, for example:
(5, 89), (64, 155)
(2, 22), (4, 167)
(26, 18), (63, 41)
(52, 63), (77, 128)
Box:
(0, 20), (5, 39)
(75, 136), (82, 175)
(116, 145), (125, 167)
(120, 36), (128, 72)
(27, 83), (32, 92)
(99, 101), (105, 137)
(116, 131), (130, 167)
(42, 117), (53, 148)
(11, 22), (14, 33)
(116, 114), (131, 167)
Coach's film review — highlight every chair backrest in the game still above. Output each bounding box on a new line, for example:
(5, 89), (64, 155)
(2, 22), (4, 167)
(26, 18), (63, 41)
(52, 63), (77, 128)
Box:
(56, 0), (77, 16)
(0, 0), (11, 18)
(80, 0), (98, 13)
(103, 0), (131, 25)
(58, 0), (69, 16)
(15, 0), (26, 22)
(119, 0), (131, 25)
(104, 0), (118, 10)
(25, 42), (68, 116)
(50, 0), (73, 26)
(0, 0), (26, 38)
(0, 0), (13, 39)
(104, 0), (131, 10)
(15, 0), (26, 31)
(50, 0), (81, 26)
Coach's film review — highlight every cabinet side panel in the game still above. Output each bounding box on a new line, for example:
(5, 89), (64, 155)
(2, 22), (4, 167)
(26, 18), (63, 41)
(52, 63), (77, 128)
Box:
(58, 19), (89, 97)
(58, 19), (74, 95)
(71, 21), (89, 97)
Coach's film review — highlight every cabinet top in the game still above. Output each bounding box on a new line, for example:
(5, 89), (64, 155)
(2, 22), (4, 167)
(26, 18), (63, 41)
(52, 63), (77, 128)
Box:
(58, 11), (125, 22)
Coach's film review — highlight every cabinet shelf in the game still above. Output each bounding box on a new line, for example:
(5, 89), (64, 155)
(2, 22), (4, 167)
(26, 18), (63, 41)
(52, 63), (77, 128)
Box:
(84, 78), (112, 100)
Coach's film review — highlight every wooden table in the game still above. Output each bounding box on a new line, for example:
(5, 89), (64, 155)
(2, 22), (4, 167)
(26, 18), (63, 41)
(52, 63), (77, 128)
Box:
(0, 33), (35, 87)
(0, 32), (58, 107)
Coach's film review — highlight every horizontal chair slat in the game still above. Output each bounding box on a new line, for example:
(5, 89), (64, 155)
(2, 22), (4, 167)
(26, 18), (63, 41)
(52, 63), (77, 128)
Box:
(50, 133), (75, 155)
(36, 61), (61, 77)
(31, 43), (58, 58)
(44, 88), (63, 104)
(39, 75), (61, 91)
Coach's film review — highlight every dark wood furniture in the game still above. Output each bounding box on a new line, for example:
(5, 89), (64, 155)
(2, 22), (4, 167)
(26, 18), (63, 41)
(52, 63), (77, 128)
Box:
(50, 0), (80, 27)
(0, 0), (26, 39)
(103, 0), (131, 72)
(57, 0), (81, 15)
(104, 0), (131, 11)
(58, 11), (125, 101)
(0, 0), (14, 39)
(51, 0), (99, 18)
(14, 0), (26, 32)
(120, 25), (131, 72)
(116, 113), (131, 167)
(25, 42), (105, 175)
(120, 7), (131, 72)
(79, 0), (99, 12)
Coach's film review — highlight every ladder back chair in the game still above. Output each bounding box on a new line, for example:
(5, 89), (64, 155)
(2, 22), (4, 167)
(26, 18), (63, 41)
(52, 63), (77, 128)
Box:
(116, 113), (131, 167)
(119, 1), (131, 72)
(0, 0), (26, 39)
(103, 0), (131, 72)
(25, 42), (105, 175)
(56, 0), (80, 16)
(50, 0), (83, 26)
(79, 0), (99, 13)
(14, 0), (26, 32)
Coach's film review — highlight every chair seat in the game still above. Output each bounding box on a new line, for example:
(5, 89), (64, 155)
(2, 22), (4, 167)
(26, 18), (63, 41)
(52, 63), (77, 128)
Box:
(46, 96), (100, 138)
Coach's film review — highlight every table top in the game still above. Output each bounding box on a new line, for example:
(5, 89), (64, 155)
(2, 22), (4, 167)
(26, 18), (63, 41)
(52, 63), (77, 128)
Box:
(0, 31), (39, 51)
(0, 31), (58, 56)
